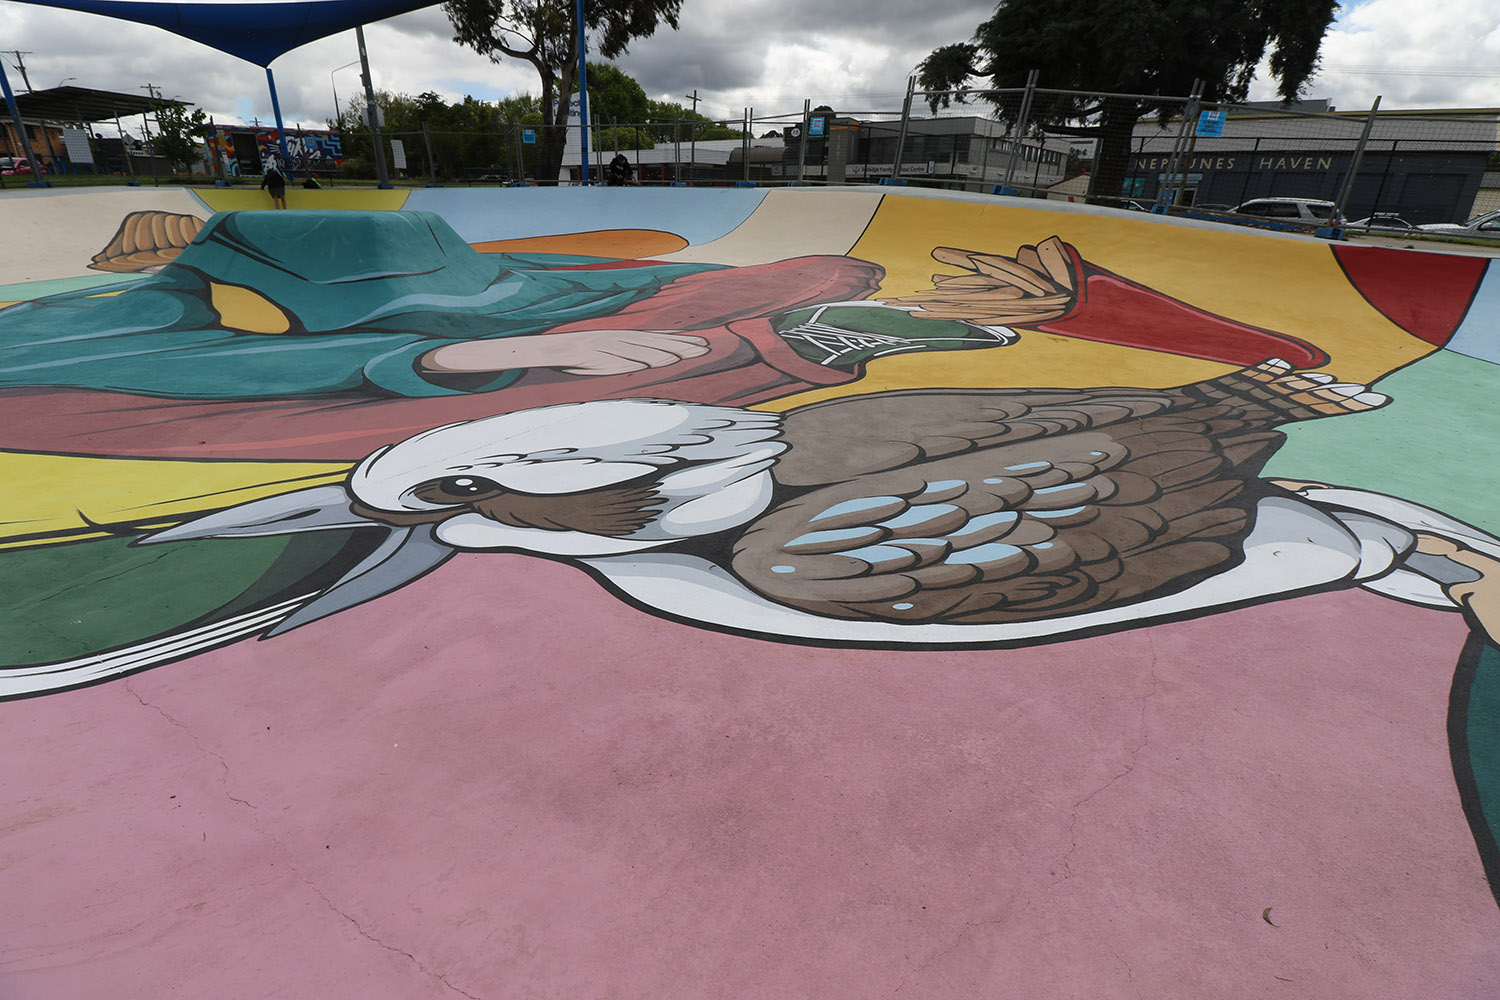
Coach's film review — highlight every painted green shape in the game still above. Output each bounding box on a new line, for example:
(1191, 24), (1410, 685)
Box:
(1264, 350), (1500, 534)
(0, 273), (149, 301)
(1469, 643), (1500, 833)
(0, 535), (293, 666)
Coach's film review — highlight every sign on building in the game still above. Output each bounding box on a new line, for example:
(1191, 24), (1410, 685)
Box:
(1195, 110), (1227, 137)
(809, 116), (826, 137)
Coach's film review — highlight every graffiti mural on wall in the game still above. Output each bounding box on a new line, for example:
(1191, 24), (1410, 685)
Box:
(2, 203), (1499, 906)
(205, 125), (344, 176)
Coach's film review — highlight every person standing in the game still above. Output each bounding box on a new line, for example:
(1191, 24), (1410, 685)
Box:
(260, 164), (288, 209)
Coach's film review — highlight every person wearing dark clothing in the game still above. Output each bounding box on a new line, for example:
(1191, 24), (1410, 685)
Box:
(606, 153), (637, 187)
(261, 166), (287, 209)
(302, 176), (321, 189)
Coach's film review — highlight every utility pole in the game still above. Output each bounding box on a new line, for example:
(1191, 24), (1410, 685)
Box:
(685, 89), (698, 180)
(4, 51), (35, 93)
(139, 84), (160, 185)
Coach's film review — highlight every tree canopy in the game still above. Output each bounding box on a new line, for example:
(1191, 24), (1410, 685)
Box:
(443, 0), (683, 180)
(917, 0), (1339, 203)
(150, 100), (209, 174)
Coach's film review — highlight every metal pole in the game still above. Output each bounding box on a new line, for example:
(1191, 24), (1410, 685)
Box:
(798, 98), (809, 183)
(265, 67), (292, 174)
(576, 0), (590, 183)
(1235, 136), (1259, 207)
(1332, 96), (1382, 225)
(742, 107), (750, 182)
(1001, 69), (1038, 189)
(139, 106), (159, 186)
(0, 58), (48, 187)
(673, 109), (681, 183)
(1168, 80), (1204, 211)
(355, 25), (392, 189)
(892, 75), (915, 180)
(422, 119), (437, 184)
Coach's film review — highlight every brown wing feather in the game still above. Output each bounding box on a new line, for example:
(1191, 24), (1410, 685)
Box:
(735, 417), (1270, 624)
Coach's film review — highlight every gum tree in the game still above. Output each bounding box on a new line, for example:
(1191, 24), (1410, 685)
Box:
(443, 0), (683, 181)
(917, 0), (1338, 203)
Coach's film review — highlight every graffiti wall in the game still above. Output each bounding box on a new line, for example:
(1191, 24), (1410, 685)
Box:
(205, 124), (345, 176)
(2, 187), (1498, 997)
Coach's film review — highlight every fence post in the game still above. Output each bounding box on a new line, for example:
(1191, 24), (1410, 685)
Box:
(892, 75), (915, 181)
(798, 98), (810, 183)
(673, 110), (681, 183)
(1332, 96), (1381, 225)
(743, 107), (751, 182)
(1001, 69), (1038, 190)
(1167, 79), (1204, 211)
(421, 119), (437, 184)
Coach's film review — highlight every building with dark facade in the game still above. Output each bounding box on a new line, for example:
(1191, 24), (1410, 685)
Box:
(1123, 107), (1499, 224)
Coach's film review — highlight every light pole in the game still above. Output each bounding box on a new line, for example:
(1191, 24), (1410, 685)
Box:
(330, 60), (359, 124)
(57, 76), (76, 88)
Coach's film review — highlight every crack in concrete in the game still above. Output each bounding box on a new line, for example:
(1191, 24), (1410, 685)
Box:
(1058, 638), (1161, 878)
(295, 875), (484, 1000)
(124, 683), (484, 999)
(887, 918), (1010, 997)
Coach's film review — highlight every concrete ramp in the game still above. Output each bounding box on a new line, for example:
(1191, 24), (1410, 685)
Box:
(2, 185), (1498, 998)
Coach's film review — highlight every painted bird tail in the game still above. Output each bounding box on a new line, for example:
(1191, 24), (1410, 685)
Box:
(1186, 357), (1390, 423)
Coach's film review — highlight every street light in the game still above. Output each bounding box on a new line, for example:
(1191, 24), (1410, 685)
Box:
(57, 76), (76, 88)
(330, 60), (359, 123)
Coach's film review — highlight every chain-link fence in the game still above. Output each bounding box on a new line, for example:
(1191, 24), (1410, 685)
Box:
(49, 70), (1475, 230)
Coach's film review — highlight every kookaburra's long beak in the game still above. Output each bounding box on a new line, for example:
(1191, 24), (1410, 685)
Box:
(136, 484), (454, 637)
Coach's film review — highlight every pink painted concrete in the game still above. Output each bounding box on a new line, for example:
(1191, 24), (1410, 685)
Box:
(4, 554), (1496, 998)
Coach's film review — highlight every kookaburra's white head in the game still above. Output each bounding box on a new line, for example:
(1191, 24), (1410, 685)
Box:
(139, 400), (786, 635)
(351, 399), (786, 554)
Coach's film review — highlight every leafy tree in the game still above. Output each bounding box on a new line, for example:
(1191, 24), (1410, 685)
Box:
(642, 99), (744, 142)
(587, 61), (649, 127)
(443, 0), (683, 181)
(150, 100), (210, 174)
(917, 0), (1338, 203)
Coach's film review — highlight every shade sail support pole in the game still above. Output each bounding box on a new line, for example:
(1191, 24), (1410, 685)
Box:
(265, 67), (291, 174)
(356, 25), (392, 189)
(1, 58), (49, 187)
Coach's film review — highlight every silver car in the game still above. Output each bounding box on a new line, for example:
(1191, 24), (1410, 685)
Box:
(1230, 197), (1343, 225)
(1416, 209), (1500, 241)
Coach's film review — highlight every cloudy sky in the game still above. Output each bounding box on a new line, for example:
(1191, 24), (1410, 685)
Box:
(2, 0), (1498, 132)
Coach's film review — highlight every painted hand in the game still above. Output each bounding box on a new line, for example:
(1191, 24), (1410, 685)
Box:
(883, 236), (1080, 327)
(422, 330), (712, 377)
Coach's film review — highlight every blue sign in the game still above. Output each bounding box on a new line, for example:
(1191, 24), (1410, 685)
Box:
(808, 116), (826, 137)
(522, 129), (536, 144)
(1195, 110), (1226, 137)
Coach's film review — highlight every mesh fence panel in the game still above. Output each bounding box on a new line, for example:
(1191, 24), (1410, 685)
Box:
(304, 77), (1497, 227)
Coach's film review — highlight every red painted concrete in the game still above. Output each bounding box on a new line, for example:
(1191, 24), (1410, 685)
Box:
(4, 555), (1494, 998)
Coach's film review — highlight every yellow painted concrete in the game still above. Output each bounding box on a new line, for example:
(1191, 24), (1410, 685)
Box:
(0, 452), (351, 550)
(194, 188), (410, 213)
(852, 196), (1434, 385)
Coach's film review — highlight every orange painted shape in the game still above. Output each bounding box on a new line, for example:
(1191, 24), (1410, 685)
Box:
(471, 230), (689, 259)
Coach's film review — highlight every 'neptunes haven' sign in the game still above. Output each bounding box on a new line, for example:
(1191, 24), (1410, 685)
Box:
(1133, 154), (1336, 172)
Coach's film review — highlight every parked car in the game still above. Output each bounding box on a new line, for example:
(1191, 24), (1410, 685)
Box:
(1416, 209), (1500, 241)
(1347, 214), (1418, 234)
(1229, 197), (1343, 225)
(0, 156), (35, 175)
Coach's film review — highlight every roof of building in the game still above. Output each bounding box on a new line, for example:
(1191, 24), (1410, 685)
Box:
(7, 85), (169, 124)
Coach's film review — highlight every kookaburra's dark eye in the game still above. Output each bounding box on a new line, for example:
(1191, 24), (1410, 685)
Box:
(411, 475), (507, 505)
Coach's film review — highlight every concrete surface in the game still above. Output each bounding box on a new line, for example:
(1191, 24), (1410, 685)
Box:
(1, 185), (1497, 999)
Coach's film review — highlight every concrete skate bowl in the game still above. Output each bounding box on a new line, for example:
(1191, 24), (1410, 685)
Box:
(2, 184), (1498, 998)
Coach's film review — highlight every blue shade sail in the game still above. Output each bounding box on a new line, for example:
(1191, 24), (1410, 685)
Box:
(6, 0), (440, 65)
